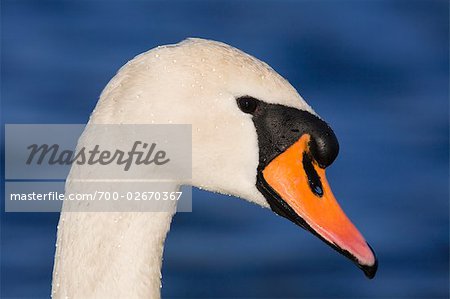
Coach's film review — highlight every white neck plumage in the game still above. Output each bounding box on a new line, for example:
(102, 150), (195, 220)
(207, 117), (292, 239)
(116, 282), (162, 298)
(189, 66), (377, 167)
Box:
(52, 187), (178, 298)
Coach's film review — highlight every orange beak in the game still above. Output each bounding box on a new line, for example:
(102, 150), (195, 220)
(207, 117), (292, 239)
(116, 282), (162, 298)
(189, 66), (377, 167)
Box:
(260, 134), (377, 278)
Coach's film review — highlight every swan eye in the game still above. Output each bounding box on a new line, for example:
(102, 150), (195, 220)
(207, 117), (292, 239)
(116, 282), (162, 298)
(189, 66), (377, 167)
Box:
(237, 96), (259, 114)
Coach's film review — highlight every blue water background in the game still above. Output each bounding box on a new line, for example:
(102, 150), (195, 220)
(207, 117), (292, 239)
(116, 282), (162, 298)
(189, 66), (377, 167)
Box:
(1, 1), (448, 298)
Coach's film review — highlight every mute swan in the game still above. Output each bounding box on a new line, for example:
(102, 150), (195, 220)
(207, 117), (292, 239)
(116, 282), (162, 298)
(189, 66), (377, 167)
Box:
(51, 38), (377, 298)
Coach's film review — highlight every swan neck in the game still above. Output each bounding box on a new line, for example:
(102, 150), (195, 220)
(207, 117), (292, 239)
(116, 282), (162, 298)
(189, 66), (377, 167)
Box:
(52, 207), (176, 298)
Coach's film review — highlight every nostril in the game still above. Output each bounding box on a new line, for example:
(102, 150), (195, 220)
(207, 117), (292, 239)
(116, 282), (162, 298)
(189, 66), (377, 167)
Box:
(302, 152), (323, 197)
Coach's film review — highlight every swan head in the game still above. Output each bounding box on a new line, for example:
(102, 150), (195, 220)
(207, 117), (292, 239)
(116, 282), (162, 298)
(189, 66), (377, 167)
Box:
(92, 38), (377, 278)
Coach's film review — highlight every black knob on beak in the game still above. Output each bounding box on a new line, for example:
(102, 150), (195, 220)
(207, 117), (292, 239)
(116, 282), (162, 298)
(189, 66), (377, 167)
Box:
(309, 123), (339, 168)
(248, 100), (339, 170)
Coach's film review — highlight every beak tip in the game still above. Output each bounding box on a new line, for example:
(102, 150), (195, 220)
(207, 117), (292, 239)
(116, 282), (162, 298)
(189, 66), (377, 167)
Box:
(361, 260), (378, 279)
(361, 259), (378, 279)
(360, 244), (378, 279)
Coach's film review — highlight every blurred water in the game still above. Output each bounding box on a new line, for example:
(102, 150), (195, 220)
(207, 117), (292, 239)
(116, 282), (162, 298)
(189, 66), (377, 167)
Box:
(1, 0), (448, 298)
